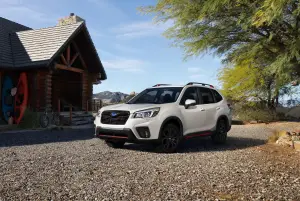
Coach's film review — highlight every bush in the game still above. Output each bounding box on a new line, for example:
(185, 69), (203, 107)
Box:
(17, 108), (40, 129)
(233, 102), (280, 123)
(268, 130), (287, 143)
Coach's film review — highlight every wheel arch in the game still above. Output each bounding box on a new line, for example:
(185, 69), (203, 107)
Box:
(158, 116), (183, 139)
(217, 115), (229, 131)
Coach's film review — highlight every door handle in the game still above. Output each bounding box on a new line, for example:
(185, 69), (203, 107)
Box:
(200, 108), (205, 111)
(216, 107), (220, 110)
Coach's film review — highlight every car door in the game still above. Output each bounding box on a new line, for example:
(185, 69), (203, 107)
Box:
(197, 87), (217, 131)
(179, 87), (206, 135)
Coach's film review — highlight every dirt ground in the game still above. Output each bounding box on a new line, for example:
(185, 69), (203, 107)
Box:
(0, 122), (300, 200)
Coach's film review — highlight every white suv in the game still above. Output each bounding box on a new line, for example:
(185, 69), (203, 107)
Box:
(94, 82), (232, 153)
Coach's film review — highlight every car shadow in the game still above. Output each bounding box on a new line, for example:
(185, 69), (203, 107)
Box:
(0, 128), (95, 147)
(123, 136), (267, 153)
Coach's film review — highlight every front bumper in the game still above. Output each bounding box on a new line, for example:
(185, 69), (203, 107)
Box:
(94, 115), (161, 140)
(95, 127), (159, 143)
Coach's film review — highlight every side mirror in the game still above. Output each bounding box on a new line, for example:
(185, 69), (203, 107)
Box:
(185, 99), (196, 109)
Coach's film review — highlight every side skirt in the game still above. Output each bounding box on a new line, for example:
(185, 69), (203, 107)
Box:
(184, 130), (215, 140)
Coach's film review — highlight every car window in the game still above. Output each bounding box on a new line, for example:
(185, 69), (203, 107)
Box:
(180, 87), (199, 105)
(132, 90), (157, 104)
(211, 89), (223, 102)
(199, 87), (215, 104)
(127, 87), (183, 104)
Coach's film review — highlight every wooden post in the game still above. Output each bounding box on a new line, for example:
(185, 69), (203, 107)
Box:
(86, 100), (89, 112)
(0, 72), (2, 115)
(94, 99), (96, 111)
(58, 99), (60, 114)
(69, 104), (72, 124)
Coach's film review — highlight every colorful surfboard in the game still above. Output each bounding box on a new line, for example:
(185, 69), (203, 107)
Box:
(1, 76), (14, 122)
(14, 73), (28, 124)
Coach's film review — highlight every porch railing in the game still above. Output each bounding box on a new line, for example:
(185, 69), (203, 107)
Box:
(86, 99), (103, 112)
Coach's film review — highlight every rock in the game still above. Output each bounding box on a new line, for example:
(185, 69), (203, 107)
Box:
(292, 136), (300, 141)
(276, 136), (292, 146)
(250, 120), (258, 124)
(293, 141), (300, 151)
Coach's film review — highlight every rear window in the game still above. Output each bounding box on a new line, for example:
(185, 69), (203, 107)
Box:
(211, 89), (223, 102)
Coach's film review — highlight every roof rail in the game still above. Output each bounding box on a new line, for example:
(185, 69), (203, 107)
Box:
(186, 82), (214, 88)
(152, 84), (171, 87)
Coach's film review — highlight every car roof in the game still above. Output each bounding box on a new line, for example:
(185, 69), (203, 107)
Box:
(150, 84), (217, 90)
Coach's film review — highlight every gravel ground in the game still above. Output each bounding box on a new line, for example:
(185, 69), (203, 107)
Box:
(0, 123), (300, 200)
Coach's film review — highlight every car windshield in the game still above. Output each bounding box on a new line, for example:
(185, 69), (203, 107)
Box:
(127, 87), (183, 104)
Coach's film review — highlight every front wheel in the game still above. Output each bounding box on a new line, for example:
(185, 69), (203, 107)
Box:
(211, 119), (227, 144)
(105, 140), (125, 149)
(156, 123), (181, 153)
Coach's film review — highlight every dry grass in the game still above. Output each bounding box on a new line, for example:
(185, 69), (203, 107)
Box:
(268, 130), (287, 143)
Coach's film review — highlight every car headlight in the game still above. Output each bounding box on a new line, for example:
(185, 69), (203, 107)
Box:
(133, 107), (160, 118)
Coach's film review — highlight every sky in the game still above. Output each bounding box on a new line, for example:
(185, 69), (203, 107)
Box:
(0, 0), (224, 94)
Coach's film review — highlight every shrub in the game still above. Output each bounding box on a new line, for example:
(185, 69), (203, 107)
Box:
(233, 102), (280, 123)
(268, 130), (287, 143)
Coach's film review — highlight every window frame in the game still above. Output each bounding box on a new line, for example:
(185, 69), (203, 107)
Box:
(198, 87), (216, 105)
(211, 89), (223, 103)
(179, 87), (200, 105)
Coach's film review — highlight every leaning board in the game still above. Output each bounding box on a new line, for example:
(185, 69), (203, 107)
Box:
(14, 73), (29, 124)
(1, 76), (14, 122)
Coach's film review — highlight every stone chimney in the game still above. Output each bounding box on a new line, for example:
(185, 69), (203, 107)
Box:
(57, 13), (85, 26)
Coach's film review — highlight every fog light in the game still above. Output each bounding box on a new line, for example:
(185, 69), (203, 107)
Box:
(136, 127), (151, 138)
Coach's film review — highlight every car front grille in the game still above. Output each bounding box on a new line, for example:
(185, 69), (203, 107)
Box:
(101, 110), (130, 125)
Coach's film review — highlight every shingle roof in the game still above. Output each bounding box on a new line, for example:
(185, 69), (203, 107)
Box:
(0, 17), (106, 80)
(0, 17), (31, 68)
(10, 22), (83, 67)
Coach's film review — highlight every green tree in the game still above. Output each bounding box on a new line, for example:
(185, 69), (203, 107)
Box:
(218, 61), (281, 107)
(139, 0), (300, 88)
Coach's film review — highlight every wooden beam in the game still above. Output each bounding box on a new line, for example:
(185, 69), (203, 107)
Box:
(70, 52), (79, 66)
(67, 45), (70, 64)
(60, 54), (68, 65)
(72, 42), (88, 69)
(55, 64), (84, 73)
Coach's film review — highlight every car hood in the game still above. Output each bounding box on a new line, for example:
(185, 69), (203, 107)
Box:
(101, 103), (159, 113)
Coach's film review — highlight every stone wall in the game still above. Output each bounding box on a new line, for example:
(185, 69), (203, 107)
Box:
(57, 14), (84, 26)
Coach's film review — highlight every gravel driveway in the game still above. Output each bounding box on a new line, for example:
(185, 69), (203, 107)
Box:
(0, 123), (300, 200)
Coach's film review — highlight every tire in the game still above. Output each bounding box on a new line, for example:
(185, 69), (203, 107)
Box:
(105, 140), (125, 149)
(156, 123), (181, 153)
(211, 119), (227, 144)
(39, 114), (49, 128)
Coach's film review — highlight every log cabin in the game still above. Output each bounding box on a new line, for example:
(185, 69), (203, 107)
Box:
(0, 13), (107, 123)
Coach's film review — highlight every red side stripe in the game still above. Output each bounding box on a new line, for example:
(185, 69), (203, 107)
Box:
(185, 132), (211, 139)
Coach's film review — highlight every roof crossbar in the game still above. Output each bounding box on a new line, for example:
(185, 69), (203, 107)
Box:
(186, 82), (214, 88)
(152, 84), (171, 87)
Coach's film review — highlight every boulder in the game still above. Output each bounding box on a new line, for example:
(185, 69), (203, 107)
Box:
(294, 141), (300, 151)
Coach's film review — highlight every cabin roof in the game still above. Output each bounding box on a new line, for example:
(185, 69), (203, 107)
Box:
(0, 17), (107, 80)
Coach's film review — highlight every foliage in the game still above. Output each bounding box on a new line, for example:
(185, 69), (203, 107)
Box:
(268, 130), (287, 143)
(233, 102), (278, 122)
(139, 0), (300, 93)
(17, 108), (40, 129)
(218, 62), (265, 102)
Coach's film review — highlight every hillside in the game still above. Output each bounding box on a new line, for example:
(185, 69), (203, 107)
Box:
(93, 91), (129, 103)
